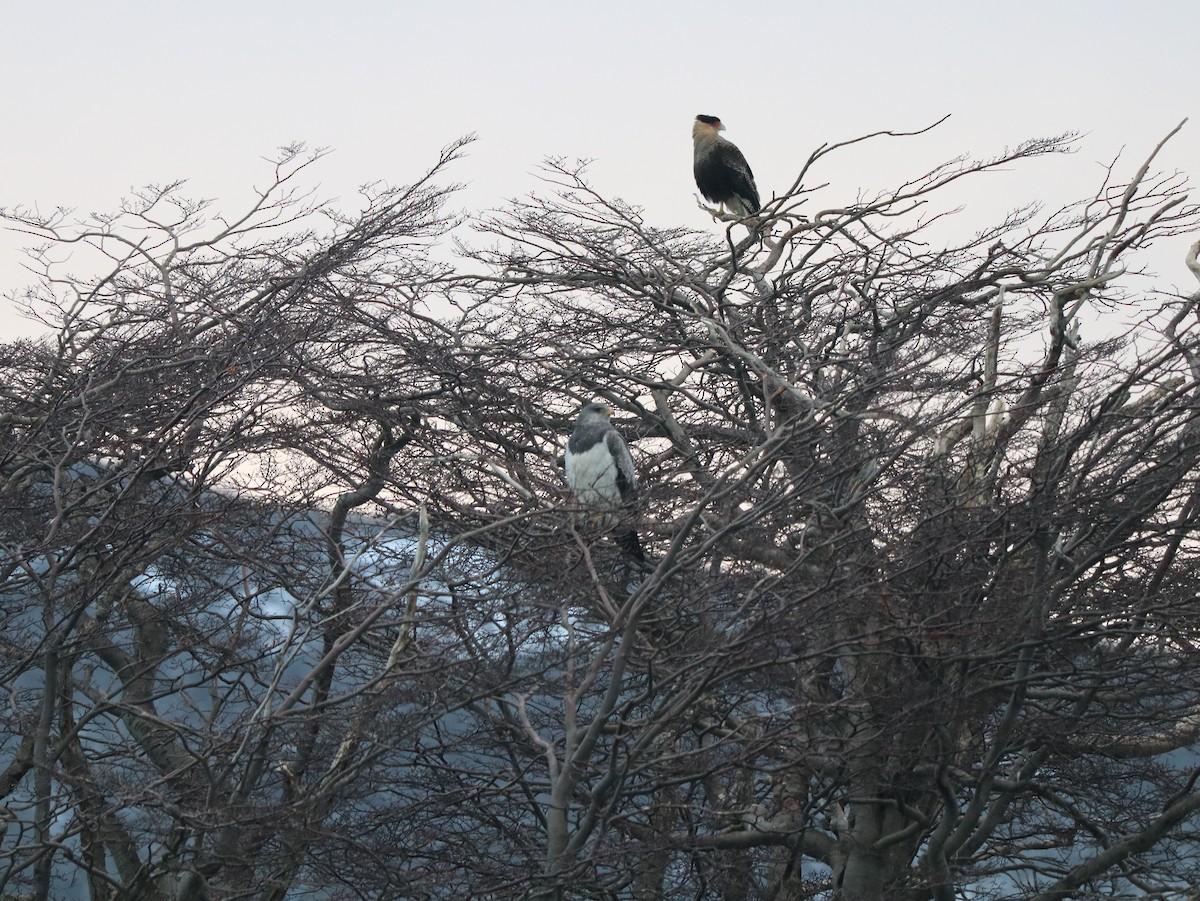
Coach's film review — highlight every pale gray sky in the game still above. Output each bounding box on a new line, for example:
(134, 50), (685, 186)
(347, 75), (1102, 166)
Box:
(3, 0), (1197, 337)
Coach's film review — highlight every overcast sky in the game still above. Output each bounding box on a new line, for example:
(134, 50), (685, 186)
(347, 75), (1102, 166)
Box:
(2, 1), (1197, 338)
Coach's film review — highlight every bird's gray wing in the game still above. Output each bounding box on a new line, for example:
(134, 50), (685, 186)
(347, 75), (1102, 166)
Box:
(721, 144), (760, 213)
(726, 143), (755, 181)
(605, 429), (637, 505)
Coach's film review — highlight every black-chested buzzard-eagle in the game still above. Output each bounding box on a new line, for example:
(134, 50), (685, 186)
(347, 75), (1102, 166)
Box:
(564, 402), (645, 562)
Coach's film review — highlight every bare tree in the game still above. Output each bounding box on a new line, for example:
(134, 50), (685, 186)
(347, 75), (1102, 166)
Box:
(3, 121), (1200, 901)
(0, 140), (515, 900)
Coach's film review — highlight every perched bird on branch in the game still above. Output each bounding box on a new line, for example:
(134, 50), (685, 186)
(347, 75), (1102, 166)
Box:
(693, 114), (760, 219)
(565, 402), (645, 562)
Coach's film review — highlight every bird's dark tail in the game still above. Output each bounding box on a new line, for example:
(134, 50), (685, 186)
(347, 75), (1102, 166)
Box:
(620, 528), (646, 564)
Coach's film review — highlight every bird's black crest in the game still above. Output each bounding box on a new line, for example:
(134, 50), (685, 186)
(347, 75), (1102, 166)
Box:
(696, 114), (721, 125)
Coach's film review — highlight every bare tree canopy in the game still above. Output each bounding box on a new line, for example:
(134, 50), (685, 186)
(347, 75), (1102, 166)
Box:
(3, 122), (1200, 900)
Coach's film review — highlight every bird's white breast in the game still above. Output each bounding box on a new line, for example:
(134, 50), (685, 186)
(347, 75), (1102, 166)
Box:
(565, 441), (623, 509)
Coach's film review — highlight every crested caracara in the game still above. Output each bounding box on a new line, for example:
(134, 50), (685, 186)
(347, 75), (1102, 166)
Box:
(693, 114), (760, 219)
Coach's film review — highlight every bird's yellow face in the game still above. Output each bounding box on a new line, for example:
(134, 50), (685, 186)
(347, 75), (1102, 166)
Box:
(692, 119), (723, 142)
